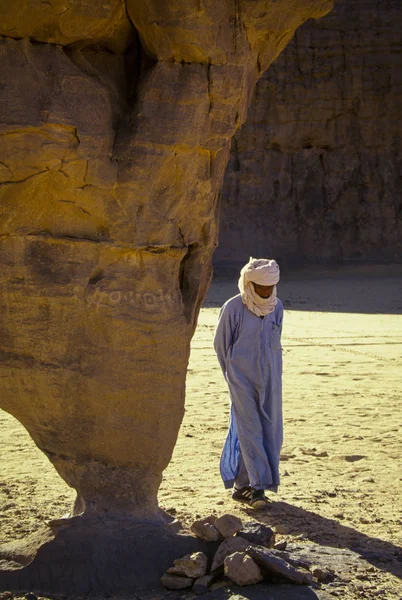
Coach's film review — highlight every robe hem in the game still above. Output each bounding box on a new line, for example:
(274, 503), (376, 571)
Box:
(223, 479), (279, 493)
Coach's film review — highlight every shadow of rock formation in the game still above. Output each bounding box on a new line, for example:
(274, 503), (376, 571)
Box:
(208, 583), (333, 600)
(0, 518), (216, 595)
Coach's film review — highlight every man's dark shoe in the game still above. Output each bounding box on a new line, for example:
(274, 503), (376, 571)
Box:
(249, 488), (269, 509)
(232, 486), (252, 503)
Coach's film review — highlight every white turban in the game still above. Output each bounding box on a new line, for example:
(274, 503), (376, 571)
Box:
(238, 257), (280, 316)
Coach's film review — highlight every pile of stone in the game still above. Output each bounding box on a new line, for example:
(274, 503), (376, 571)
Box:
(161, 514), (334, 592)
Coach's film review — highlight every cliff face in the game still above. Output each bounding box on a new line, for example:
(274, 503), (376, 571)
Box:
(217, 0), (402, 266)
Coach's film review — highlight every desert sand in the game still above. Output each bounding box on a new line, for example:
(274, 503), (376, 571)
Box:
(1, 265), (401, 598)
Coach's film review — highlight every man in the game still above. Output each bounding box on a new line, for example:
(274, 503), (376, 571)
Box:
(214, 258), (283, 509)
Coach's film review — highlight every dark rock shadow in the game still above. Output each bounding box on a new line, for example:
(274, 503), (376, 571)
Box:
(0, 518), (218, 595)
(208, 583), (333, 600)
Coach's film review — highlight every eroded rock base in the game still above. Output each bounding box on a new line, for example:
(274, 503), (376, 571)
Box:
(0, 518), (215, 595)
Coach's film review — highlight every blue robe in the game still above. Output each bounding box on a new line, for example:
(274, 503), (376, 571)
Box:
(214, 294), (283, 491)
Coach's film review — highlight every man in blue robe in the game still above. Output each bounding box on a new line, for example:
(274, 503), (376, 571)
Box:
(214, 258), (283, 509)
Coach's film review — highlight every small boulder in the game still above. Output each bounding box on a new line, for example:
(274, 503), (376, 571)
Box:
(273, 551), (312, 572)
(274, 540), (287, 551)
(191, 516), (221, 541)
(311, 565), (333, 582)
(247, 546), (308, 585)
(214, 513), (243, 538)
(161, 573), (194, 590)
(165, 518), (183, 533)
(224, 552), (263, 586)
(168, 552), (208, 578)
(360, 516), (371, 524)
(211, 536), (251, 572)
(193, 574), (218, 595)
(302, 571), (314, 584)
(238, 522), (275, 548)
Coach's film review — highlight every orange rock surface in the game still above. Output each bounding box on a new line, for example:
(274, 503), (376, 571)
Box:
(0, 0), (332, 527)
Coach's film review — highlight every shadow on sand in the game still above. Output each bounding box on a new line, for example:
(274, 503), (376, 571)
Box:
(242, 500), (402, 581)
(206, 263), (402, 315)
(208, 582), (329, 600)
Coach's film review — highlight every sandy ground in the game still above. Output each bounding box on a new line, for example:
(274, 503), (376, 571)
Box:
(0, 265), (401, 598)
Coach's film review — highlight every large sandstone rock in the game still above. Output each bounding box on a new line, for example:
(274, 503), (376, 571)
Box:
(224, 552), (263, 586)
(0, 1), (133, 50)
(217, 0), (402, 266)
(0, 0), (332, 592)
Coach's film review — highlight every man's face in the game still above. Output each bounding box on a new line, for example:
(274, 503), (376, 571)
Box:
(253, 283), (274, 298)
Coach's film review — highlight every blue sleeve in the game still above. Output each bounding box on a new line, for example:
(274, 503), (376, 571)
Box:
(213, 302), (235, 379)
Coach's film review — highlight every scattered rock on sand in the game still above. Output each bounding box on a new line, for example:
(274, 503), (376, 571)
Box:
(165, 518), (183, 533)
(300, 448), (329, 458)
(360, 516), (371, 524)
(191, 516), (221, 541)
(238, 522), (275, 548)
(161, 573), (194, 590)
(0, 593), (13, 600)
(168, 552), (208, 578)
(355, 571), (370, 581)
(334, 513), (344, 519)
(344, 455), (366, 462)
(211, 536), (252, 572)
(274, 540), (287, 550)
(214, 513), (243, 538)
(224, 552), (263, 586)
(311, 565), (333, 582)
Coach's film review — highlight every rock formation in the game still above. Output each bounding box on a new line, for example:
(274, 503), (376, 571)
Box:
(0, 0), (332, 592)
(217, 0), (402, 266)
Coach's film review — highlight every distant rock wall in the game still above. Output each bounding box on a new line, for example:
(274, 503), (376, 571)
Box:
(217, 0), (402, 266)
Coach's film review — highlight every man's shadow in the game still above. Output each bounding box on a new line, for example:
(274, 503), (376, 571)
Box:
(244, 500), (402, 580)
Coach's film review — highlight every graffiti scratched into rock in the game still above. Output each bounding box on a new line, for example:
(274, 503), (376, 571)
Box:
(75, 286), (176, 312)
